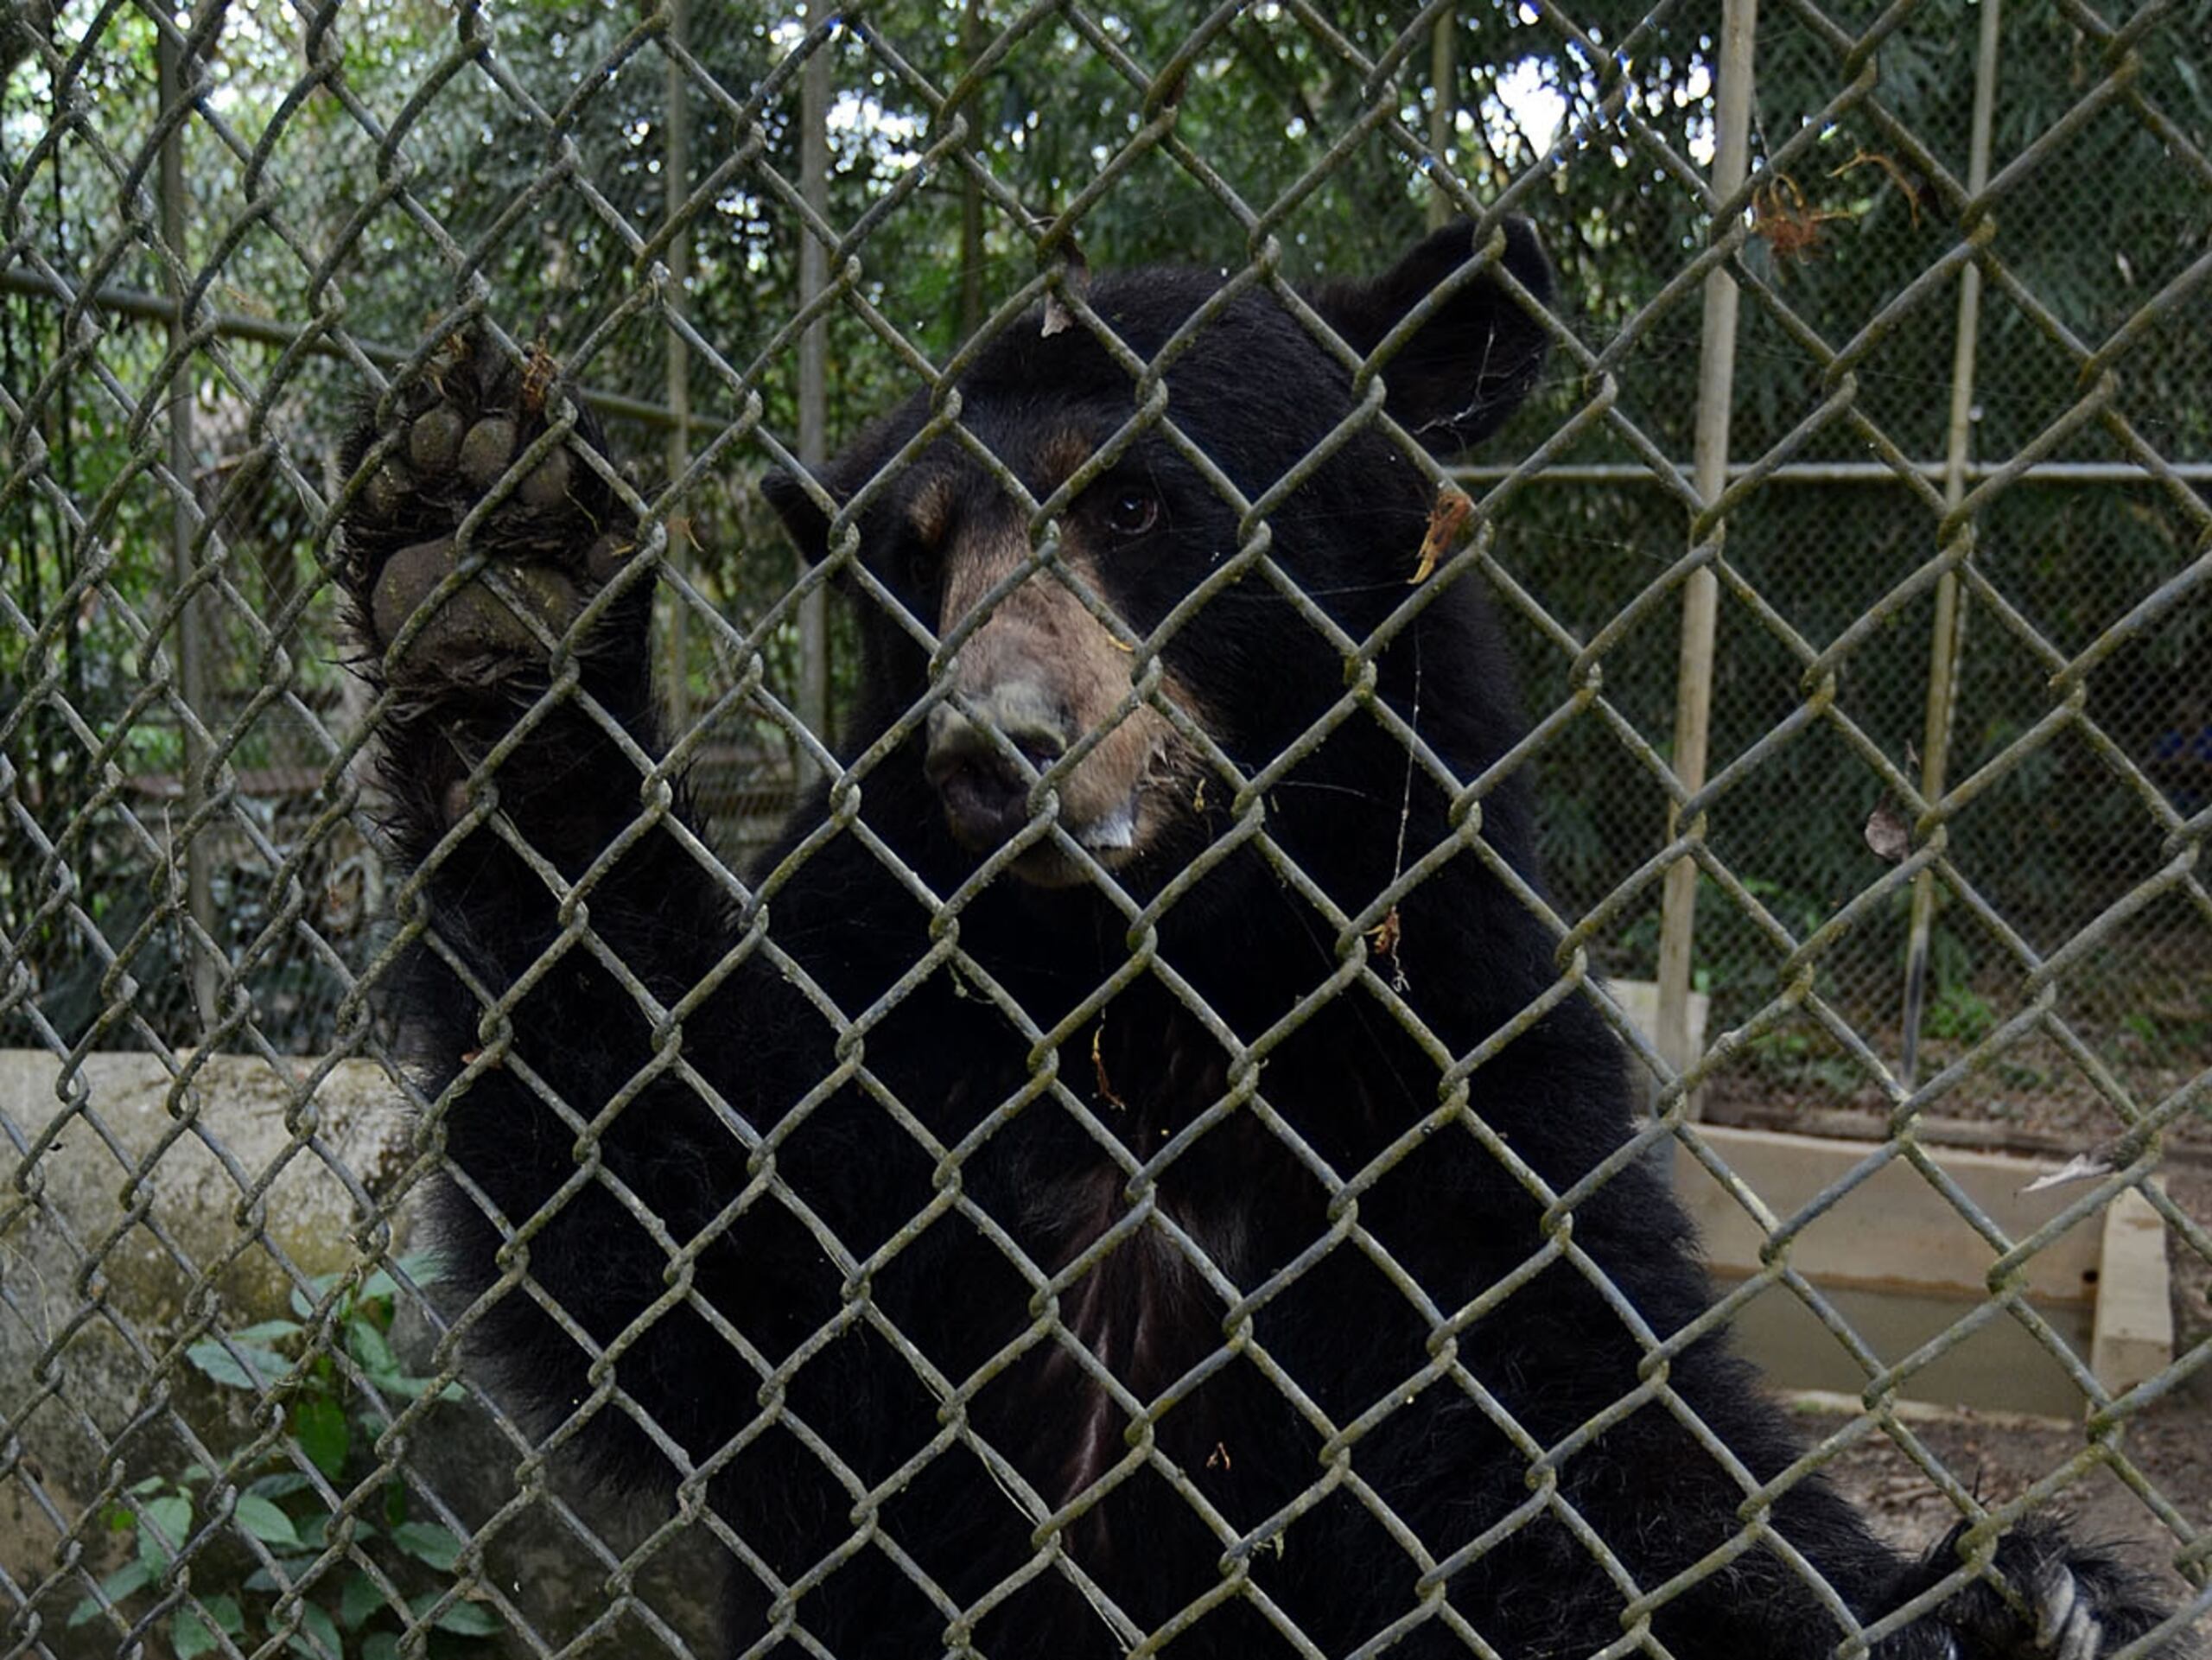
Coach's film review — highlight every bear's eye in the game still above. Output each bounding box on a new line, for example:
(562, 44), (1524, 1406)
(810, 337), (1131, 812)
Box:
(1102, 487), (1160, 539)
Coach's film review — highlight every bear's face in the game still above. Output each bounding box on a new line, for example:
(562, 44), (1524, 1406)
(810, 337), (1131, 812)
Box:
(885, 428), (1212, 887)
(766, 222), (1554, 888)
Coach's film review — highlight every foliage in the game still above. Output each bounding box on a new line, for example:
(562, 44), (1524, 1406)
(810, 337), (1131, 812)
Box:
(68, 1257), (500, 1660)
(3, 0), (2206, 1053)
(1745, 1022), (1872, 1098)
(1924, 983), (1997, 1044)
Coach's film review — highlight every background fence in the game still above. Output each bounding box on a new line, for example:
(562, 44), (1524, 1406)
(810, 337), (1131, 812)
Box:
(3, 0), (2209, 1656)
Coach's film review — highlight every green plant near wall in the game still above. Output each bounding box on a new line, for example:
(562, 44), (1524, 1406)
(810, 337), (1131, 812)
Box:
(70, 1257), (500, 1659)
(1924, 983), (1999, 1046)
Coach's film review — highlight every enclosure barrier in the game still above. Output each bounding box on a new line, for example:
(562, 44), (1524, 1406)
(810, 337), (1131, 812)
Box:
(3, 0), (2209, 1656)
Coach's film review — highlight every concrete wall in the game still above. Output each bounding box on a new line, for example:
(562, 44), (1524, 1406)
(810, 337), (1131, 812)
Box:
(0, 1049), (716, 1658)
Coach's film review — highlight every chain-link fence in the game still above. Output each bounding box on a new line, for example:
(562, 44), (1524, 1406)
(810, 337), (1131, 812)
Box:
(4, 0), (2209, 1655)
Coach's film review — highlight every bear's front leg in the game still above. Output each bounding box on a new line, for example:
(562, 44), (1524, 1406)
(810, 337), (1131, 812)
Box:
(338, 336), (791, 1491)
(341, 333), (657, 863)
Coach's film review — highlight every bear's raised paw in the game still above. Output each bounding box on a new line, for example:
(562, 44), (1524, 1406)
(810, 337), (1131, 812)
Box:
(340, 335), (639, 690)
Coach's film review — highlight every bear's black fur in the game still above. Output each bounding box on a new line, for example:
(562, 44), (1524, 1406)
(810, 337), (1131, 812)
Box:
(340, 221), (2190, 1658)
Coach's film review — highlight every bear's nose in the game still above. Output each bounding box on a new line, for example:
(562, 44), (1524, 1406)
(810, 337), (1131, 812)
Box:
(924, 682), (1071, 849)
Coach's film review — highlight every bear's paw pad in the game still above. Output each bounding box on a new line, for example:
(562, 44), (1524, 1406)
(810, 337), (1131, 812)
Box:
(344, 343), (633, 684)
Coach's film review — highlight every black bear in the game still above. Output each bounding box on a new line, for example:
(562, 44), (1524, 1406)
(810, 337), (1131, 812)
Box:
(340, 220), (2189, 1658)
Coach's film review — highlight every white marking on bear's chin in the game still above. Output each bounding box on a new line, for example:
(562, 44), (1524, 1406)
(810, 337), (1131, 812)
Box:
(1077, 802), (1138, 851)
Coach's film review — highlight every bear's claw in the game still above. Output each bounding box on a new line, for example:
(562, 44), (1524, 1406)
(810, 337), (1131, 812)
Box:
(1913, 1517), (2190, 1659)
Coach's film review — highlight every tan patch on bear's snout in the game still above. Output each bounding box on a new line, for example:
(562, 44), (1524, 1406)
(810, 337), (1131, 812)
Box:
(936, 511), (1203, 885)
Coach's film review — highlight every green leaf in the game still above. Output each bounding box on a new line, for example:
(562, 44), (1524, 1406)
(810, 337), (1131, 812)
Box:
(70, 1557), (152, 1625)
(203, 1593), (245, 1634)
(293, 1394), (351, 1479)
(340, 1569), (386, 1631)
(291, 1269), (348, 1321)
(294, 1509), (335, 1549)
(432, 1600), (501, 1637)
(102, 1558), (155, 1601)
(288, 1600), (342, 1658)
(233, 1492), (302, 1547)
(362, 1634), (400, 1660)
(187, 1339), (290, 1390)
(173, 1606), (216, 1658)
(377, 1370), (450, 1399)
(249, 1472), (315, 1500)
(140, 1494), (192, 1566)
(391, 1521), (462, 1572)
(346, 1320), (400, 1377)
(231, 1318), (305, 1345)
(358, 1266), (400, 1303)
(185, 1340), (251, 1388)
(247, 1554), (321, 1593)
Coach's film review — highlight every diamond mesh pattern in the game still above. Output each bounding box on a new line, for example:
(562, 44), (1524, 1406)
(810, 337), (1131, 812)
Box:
(3, 2), (2208, 1656)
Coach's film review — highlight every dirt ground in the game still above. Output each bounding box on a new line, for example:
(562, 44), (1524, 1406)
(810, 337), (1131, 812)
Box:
(1815, 1401), (2211, 1631)
(1775, 1156), (2211, 1636)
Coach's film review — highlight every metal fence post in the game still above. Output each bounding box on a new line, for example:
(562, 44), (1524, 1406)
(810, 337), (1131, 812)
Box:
(1427, 13), (1455, 231)
(960, 0), (987, 340)
(664, 0), (693, 739)
(797, 0), (832, 769)
(1900, 0), (2002, 1085)
(1655, 0), (1758, 1089)
(158, 14), (218, 1038)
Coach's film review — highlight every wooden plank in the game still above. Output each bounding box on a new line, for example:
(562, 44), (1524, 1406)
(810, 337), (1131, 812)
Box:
(1673, 1123), (2101, 1303)
(2091, 1184), (2176, 1398)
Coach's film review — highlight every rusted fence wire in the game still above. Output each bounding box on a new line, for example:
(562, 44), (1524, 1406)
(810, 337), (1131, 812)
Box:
(3, 0), (2209, 1656)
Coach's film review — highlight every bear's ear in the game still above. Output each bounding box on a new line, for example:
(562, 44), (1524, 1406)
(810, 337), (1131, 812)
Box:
(1309, 218), (1554, 457)
(762, 465), (833, 564)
